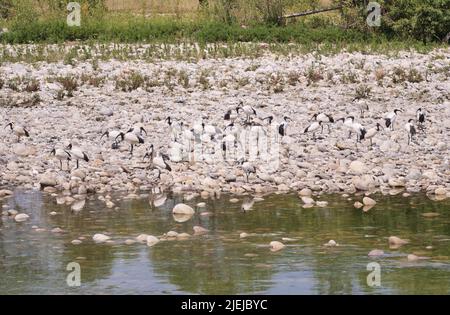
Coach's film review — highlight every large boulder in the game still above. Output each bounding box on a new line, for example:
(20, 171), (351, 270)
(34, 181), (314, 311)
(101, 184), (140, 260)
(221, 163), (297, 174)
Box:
(39, 174), (57, 188)
(349, 160), (367, 175)
(352, 175), (376, 191)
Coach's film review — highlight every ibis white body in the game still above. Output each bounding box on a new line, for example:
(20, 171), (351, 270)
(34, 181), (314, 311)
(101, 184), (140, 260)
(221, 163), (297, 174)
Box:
(51, 148), (71, 170)
(6, 122), (29, 141)
(66, 144), (89, 169)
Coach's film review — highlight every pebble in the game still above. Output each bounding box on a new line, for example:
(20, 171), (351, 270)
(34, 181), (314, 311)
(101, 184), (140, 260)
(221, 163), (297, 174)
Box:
(363, 197), (376, 206)
(172, 203), (195, 215)
(270, 241), (286, 252)
(71, 240), (82, 245)
(240, 232), (249, 239)
(388, 236), (408, 246)
(301, 196), (315, 205)
(354, 201), (363, 209)
(166, 231), (179, 237)
(193, 226), (209, 235)
(146, 235), (160, 247)
(136, 234), (149, 242)
(324, 240), (338, 247)
(71, 200), (85, 212)
(14, 213), (30, 222)
(93, 233), (110, 243)
(368, 249), (384, 257)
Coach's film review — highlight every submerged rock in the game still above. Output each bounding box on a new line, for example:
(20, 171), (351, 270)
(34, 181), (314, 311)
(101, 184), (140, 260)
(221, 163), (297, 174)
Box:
(388, 236), (408, 246)
(270, 241), (285, 252)
(301, 196), (315, 205)
(93, 233), (110, 243)
(354, 201), (363, 209)
(14, 213), (30, 222)
(193, 226), (208, 235)
(146, 235), (160, 247)
(368, 249), (384, 257)
(136, 234), (149, 242)
(240, 232), (249, 239)
(324, 240), (338, 247)
(71, 200), (85, 212)
(363, 197), (376, 206)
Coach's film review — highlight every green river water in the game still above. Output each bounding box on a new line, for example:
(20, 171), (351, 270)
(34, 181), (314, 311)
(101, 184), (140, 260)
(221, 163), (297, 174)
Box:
(0, 189), (449, 295)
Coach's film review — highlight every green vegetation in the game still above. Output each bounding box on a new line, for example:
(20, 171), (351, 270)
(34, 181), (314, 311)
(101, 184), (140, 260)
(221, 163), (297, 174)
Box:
(0, 1), (447, 53)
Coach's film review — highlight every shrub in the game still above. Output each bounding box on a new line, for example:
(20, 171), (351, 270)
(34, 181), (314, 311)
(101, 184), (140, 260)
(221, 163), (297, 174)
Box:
(355, 84), (372, 99)
(115, 71), (145, 92)
(24, 78), (40, 92)
(56, 76), (78, 97)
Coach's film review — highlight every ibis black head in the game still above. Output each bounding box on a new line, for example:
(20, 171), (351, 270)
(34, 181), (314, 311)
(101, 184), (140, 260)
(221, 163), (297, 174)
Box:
(347, 116), (355, 121)
(263, 116), (273, 124)
(100, 131), (109, 140)
(376, 123), (382, 130)
(161, 153), (170, 161)
(66, 143), (73, 150)
(326, 114), (335, 123)
(143, 144), (154, 160)
(224, 122), (234, 130)
(284, 116), (291, 122)
(394, 109), (402, 114)
(318, 121), (323, 125)
(224, 110), (232, 120)
(115, 132), (125, 141)
(312, 113), (318, 120)
(50, 148), (56, 155)
(140, 126), (147, 136)
(127, 127), (134, 133)
(165, 117), (171, 125)
(416, 108), (422, 112)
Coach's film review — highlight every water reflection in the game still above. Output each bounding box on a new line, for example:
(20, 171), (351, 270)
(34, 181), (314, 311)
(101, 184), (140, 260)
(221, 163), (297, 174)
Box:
(0, 189), (449, 294)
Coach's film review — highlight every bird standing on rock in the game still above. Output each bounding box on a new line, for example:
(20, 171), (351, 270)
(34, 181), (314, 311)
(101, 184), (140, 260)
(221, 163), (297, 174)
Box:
(278, 116), (291, 137)
(50, 148), (71, 171)
(238, 159), (256, 183)
(115, 131), (145, 156)
(416, 108), (426, 129)
(405, 119), (417, 145)
(5, 122), (29, 142)
(144, 144), (172, 171)
(336, 116), (356, 139)
(66, 143), (89, 169)
(304, 121), (322, 139)
(128, 125), (147, 137)
(384, 109), (402, 130)
(236, 101), (257, 123)
(365, 123), (382, 147)
(100, 130), (122, 149)
(312, 113), (334, 133)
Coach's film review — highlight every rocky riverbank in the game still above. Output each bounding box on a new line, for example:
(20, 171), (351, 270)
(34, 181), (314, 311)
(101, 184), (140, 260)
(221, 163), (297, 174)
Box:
(0, 46), (449, 205)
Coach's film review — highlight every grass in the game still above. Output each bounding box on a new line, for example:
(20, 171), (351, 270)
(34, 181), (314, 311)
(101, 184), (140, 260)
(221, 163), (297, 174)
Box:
(0, 12), (445, 55)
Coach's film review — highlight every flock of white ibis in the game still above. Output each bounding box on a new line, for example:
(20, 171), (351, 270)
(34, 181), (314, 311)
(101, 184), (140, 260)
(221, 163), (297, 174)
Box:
(4, 102), (427, 183)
